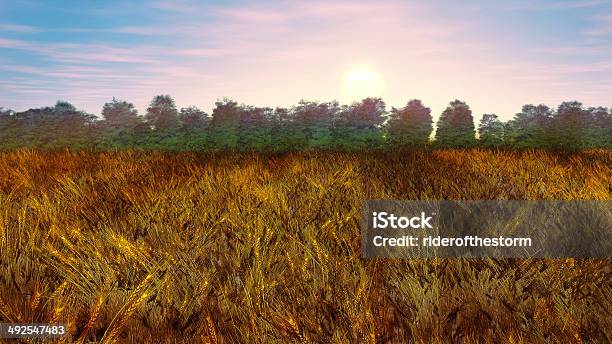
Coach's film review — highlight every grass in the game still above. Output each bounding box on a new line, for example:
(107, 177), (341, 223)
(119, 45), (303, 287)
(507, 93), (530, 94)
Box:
(0, 149), (610, 343)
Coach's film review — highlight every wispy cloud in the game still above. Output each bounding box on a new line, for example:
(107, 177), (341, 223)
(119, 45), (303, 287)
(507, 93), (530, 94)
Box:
(0, 23), (41, 33)
(508, 0), (612, 10)
(584, 15), (612, 36)
(1, 0), (610, 118)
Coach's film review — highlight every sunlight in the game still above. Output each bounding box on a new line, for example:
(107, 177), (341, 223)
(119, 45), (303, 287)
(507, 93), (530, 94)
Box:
(341, 65), (385, 102)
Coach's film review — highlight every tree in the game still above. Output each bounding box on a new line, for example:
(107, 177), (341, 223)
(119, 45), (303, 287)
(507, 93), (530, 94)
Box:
(505, 104), (553, 148)
(179, 106), (209, 131)
(385, 99), (432, 147)
(100, 98), (142, 148)
(550, 101), (593, 150)
(478, 113), (504, 147)
(270, 107), (296, 152)
(145, 95), (180, 131)
(435, 100), (475, 147)
(207, 98), (242, 150)
(142, 95), (181, 149)
(177, 106), (209, 150)
(239, 106), (273, 150)
(0, 107), (14, 116)
(102, 98), (141, 129)
(333, 97), (386, 150)
(586, 107), (612, 149)
(0, 108), (14, 128)
(47, 101), (96, 148)
(291, 100), (338, 149)
(0, 108), (17, 149)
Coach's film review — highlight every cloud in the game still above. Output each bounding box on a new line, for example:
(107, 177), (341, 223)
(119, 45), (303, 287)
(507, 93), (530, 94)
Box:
(584, 15), (612, 36)
(2, 0), (611, 116)
(0, 38), (168, 64)
(148, 0), (202, 13)
(535, 45), (612, 55)
(0, 23), (41, 33)
(508, 0), (612, 10)
(0, 38), (32, 49)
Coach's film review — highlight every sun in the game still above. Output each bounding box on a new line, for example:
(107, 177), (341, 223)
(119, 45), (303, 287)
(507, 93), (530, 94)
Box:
(341, 65), (384, 103)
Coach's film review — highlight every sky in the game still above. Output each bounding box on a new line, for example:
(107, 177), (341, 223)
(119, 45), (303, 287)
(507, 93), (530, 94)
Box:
(1, 0), (611, 121)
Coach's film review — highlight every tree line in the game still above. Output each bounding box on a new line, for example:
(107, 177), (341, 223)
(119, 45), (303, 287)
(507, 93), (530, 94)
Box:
(0, 95), (610, 151)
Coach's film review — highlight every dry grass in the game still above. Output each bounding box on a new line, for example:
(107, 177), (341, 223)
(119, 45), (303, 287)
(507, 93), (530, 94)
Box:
(0, 149), (610, 343)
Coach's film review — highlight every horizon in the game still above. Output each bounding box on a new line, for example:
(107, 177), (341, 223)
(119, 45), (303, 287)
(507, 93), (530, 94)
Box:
(1, 0), (611, 120)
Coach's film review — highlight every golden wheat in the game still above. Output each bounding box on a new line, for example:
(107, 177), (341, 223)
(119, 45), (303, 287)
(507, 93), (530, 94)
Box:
(0, 149), (609, 343)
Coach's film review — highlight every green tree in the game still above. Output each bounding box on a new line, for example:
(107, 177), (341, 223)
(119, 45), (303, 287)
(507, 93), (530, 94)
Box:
(478, 113), (504, 147)
(435, 100), (476, 147)
(505, 104), (553, 148)
(178, 106), (209, 150)
(550, 101), (593, 150)
(45, 101), (96, 148)
(385, 99), (432, 147)
(144, 95), (181, 149)
(586, 107), (612, 149)
(207, 98), (242, 150)
(0, 108), (17, 149)
(145, 95), (180, 131)
(179, 106), (209, 131)
(0, 107), (13, 118)
(100, 98), (142, 148)
(270, 107), (296, 152)
(239, 106), (273, 150)
(333, 97), (386, 150)
(102, 98), (140, 128)
(291, 100), (338, 150)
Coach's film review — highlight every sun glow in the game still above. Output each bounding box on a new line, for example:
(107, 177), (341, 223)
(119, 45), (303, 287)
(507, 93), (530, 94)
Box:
(341, 65), (385, 102)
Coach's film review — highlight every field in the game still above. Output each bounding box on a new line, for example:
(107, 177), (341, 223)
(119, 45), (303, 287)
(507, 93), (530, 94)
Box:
(0, 149), (610, 343)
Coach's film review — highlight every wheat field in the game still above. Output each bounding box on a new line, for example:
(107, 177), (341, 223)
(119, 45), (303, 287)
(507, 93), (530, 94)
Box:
(0, 149), (610, 343)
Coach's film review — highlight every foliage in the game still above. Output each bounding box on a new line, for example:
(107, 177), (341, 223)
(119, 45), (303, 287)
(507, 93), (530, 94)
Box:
(179, 106), (210, 150)
(435, 100), (476, 147)
(207, 98), (242, 150)
(145, 95), (180, 131)
(333, 97), (386, 150)
(478, 113), (504, 147)
(505, 104), (554, 149)
(550, 101), (599, 150)
(269, 107), (298, 152)
(290, 100), (339, 150)
(99, 98), (143, 149)
(238, 106), (273, 151)
(179, 106), (209, 131)
(587, 106), (612, 149)
(385, 99), (433, 147)
(1, 96), (611, 151)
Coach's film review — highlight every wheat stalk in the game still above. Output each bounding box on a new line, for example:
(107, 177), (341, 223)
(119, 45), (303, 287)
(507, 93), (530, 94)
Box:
(76, 292), (105, 344)
(100, 272), (157, 344)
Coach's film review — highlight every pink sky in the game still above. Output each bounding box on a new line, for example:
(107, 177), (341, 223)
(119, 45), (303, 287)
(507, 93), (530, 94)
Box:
(1, 0), (611, 120)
